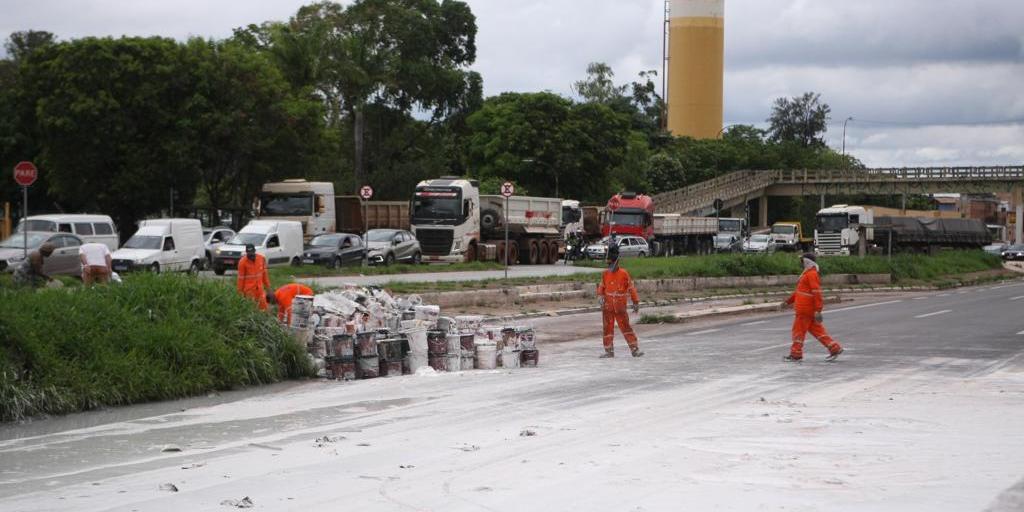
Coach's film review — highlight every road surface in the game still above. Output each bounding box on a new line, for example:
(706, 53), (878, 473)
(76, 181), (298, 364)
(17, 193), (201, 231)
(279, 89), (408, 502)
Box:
(2, 282), (1024, 511)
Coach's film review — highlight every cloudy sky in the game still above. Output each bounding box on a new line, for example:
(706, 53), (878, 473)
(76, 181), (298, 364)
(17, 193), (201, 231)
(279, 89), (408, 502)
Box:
(3, 0), (1023, 168)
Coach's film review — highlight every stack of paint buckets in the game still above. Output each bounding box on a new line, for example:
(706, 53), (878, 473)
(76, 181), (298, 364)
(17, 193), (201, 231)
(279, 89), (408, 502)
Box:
(375, 328), (407, 377)
(326, 333), (356, 380)
(518, 327), (539, 367)
(355, 331), (379, 378)
(427, 329), (449, 371)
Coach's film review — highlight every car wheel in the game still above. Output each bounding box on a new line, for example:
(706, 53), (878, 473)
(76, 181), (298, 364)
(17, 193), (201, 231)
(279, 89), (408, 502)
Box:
(638, 251), (646, 258)
(411, 251), (422, 265)
(188, 261), (200, 275)
(150, 262), (160, 274)
(291, 257), (301, 267)
(213, 264), (225, 276)
(385, 253), (395, 266)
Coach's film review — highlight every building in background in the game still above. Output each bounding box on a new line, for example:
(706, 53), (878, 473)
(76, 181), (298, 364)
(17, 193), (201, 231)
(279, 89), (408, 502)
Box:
(666, 0), (724, 139)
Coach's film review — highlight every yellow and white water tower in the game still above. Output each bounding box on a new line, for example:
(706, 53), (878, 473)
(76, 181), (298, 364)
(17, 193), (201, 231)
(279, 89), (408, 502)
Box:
(667, 0), (724, 139)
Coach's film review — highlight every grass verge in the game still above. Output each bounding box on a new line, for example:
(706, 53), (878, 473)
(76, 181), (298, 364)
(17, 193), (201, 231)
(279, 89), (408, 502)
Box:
(0, 273), (312, 422)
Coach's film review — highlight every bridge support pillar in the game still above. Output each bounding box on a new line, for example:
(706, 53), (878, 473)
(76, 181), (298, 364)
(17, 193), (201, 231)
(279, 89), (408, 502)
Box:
(759, 190), (769, 228)
(1015, 186), (1023, 244)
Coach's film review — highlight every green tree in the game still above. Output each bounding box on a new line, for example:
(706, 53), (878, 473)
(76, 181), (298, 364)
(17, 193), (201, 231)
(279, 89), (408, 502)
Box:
(766, 91), (831, 147)
(572, 62), (627, 105)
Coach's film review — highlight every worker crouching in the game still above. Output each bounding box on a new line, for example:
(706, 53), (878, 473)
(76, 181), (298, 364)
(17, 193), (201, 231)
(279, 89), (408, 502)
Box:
(597, 244), (644, 358)
(781, 253), (844, 362)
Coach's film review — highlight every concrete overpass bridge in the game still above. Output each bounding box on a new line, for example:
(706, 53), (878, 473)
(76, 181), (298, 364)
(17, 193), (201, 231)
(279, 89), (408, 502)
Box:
(652, 166), (1024, 237)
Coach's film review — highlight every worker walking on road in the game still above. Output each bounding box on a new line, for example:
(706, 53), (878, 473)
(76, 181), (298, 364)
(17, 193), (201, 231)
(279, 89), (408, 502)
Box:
(237, 244), (270, 311)
(781, 253), (844, 362)
(267, 283), (314, 325)
(597, 244), (644, 358)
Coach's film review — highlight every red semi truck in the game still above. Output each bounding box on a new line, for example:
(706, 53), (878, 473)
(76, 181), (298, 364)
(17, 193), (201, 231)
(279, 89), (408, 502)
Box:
(599, 192), (717, 256)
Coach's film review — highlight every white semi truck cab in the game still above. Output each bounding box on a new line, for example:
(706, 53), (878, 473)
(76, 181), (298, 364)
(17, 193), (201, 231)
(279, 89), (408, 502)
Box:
(410, 178), (480, 263)
(256, 180), (336, 239)
(814, 205), (874, 256)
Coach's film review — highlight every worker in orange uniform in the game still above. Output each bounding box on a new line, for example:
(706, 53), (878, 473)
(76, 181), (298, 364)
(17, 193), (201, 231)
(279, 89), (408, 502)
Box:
(596, 243), (644, 358)
(268, 283), (315, 325)
(237, 244), (271, 311)
(781, 253), (844, 362)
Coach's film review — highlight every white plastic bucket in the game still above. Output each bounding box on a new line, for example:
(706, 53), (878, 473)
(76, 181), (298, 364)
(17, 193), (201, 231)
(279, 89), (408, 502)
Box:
(446, 333), (462, 354)
(502, 348), (521, 369)
(446, 353), (461, 372)
(403, 327), (428, 355)
(475, 342), (497, 370)
(289, 295), (315, 328)
(454, 315), (484, 333)
(406, 352), (429, 373)
(414, 305), (440, 323)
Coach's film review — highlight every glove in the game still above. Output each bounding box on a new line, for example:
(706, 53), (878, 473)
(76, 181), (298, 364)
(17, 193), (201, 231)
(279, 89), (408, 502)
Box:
(632, 302), (640, 314)
(814, 311), (823, 323)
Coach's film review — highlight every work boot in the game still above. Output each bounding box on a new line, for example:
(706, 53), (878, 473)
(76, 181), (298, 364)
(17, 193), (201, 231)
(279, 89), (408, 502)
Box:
(825, 347), (844, 362)
(783, 355), (802, 362)
(631, 347), (645, 357)
(599, 349), (615, 359)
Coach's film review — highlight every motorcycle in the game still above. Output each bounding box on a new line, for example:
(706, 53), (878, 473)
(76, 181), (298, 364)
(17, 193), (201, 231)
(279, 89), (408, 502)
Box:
(564, 234), (586, 265)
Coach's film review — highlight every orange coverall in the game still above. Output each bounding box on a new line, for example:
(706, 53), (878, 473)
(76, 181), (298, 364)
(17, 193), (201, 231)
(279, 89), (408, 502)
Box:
(237, 254), (271, 311)
(785, 266), (842, 359)
(597, 267), (640, 351)
(274, 283), (314, 324)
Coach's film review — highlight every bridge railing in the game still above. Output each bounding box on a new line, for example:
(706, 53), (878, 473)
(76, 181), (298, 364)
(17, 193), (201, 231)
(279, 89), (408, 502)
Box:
(777, 166), (1024, 183)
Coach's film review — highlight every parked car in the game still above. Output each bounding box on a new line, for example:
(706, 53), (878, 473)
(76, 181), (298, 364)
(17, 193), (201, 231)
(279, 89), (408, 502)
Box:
(1001, 244), (1024, 261)
(714, 234), (742, 253)
(585, 235), (649, 260)
(365, 229), (421, 266)
(211, 220), (304, 275)
(743, 234), (775, 254)
(302, 233), (367, 268)
(15, 214), (118, 251)
(983, 243), (1009, 256)
(112, 219), (206, 274)
(0, 231), (85, 276)
(202, 227), (236, 268)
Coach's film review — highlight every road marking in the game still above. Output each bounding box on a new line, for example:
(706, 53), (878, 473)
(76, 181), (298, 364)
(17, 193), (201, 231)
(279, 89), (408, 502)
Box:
(912, 296), (928, 300)
(956, 291), (969, 295)
(750, 343), (792, 353)
(938, 294), (951, 297)
(1017, 330), (1024, 336)
(741, 320), (769, 326)
(824, 300), (902, 314)
(686, 329), (721, 336)
(1010, 296), (1024, 301)
(915, 309), (952, 319)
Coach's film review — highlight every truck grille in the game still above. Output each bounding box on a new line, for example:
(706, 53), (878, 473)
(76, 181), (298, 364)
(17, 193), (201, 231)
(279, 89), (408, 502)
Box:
(415, 228), (454, 256)
(816, 233), (843, 255)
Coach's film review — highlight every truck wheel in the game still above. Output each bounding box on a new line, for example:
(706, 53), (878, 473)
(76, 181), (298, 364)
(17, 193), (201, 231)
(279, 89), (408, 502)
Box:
(150, 262), (160, 274)
(464, 243), (477, 263)
(539, 241), (550, 265)
(188, 261), (201, 275)
(291, 257), (302, 267)
(527, 240), (540, 265)
(508, 243), (519, 265)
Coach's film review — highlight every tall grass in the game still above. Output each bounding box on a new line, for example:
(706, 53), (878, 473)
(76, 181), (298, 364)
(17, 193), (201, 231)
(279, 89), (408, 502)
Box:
(0, 273), (312, 422)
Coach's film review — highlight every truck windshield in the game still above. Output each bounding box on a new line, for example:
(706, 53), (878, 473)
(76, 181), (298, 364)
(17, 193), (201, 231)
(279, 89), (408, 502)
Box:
(412, 189), (461, 221)
(123, 235), (162, 250)
(719, 219), (741, 233)
(608, 212), (645, 227)
(260, 193), (313, 216)
(771, 225), (796, 234)
(817, 215), (849, 232)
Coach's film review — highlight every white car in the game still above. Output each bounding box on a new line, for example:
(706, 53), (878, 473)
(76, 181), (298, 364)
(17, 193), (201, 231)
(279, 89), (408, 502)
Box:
(202, 227), (236, 268)
(585, 236), (649, 259)
(743, 234), (775, 253)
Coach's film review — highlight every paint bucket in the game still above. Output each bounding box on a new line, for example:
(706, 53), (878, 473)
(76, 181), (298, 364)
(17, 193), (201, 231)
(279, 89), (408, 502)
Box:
(502, 348), (521, 369)
(428, 354), (448, 372)
(385, 360), (403, 377)
(501, 328), (519, 351)
(446, 353), (461, 372)
(427, 329), (448, 355)
(289, 295), (314, 328)
(327, 358), (356, 380)
(355, 331), (377, 357)
(460, 334), (475, 353)
(454, 315), (484, 333)
(447, 333), (462, 354)
(357, 356), (380, 379)
(461, 354), (475, 371)
(516, 327), (536, 350)
(475, 341), (497, 370)
(405, 352), (428, 373)
(290, 326), (314, 346)
(308, 335), (328, 359)
(329, 334), (355, 359)
(401, 309), (416, 321)
(414, 305), (440, 323)
(480, 325), (503, 342)
(377, 338), (401, 362)
(521, 349), (539, 367)
(437, 316), (456, 333)
(403, 327), (428, 355)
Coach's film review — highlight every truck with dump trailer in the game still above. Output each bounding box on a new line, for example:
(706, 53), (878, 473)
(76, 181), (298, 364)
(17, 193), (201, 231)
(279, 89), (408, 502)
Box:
(770, 221), (813, 252)
(256, 179), (409, 240)
(410, 177), (563, 264)
(814, 204), (991, 255)
(599, 192), (717, 256)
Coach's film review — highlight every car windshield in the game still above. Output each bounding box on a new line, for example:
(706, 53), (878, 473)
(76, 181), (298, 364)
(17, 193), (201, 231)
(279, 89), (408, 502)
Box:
(412, 189), (461, 221)
(366, 230), (397, 242)
(228, 233), (267, 246)
(750, 235), (770, 242)
(310, 234), (344, 247)
(1009, 245), (1024, 251)
(0, 233), (49, 249)
(259, 193), (313, 216)
(122, 235), (162, 250)
(817, 215), (849, 231)
(771, 225), (796, 234)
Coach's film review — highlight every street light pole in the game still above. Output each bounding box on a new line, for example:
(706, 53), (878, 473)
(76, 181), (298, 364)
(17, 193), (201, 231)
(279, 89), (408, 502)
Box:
(842, 116), (854, 156)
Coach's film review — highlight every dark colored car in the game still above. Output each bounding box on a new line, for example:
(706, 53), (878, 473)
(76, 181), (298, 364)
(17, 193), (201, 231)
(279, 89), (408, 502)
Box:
(1001, 244), (1024, 261)
(301, 233), (367, 268)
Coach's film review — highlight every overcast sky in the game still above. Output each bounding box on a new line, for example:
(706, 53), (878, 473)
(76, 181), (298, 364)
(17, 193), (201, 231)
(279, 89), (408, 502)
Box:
(3, 0), (1022, 168)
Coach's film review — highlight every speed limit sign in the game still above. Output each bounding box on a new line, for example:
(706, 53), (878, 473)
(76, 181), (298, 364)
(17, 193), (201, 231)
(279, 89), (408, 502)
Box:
(500, 181), (515, 198)
(360, 185), (374, 200)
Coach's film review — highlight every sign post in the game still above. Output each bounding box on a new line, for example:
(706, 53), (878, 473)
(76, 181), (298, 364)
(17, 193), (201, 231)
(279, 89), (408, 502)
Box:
(607, 196), (621, 245)
(359, 185), (374, 236)
(501, 181), (515, 280)
(13, 161), (38, 259)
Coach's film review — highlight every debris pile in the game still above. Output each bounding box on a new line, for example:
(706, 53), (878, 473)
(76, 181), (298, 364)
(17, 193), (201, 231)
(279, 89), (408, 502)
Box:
(289, 286), (540, 380)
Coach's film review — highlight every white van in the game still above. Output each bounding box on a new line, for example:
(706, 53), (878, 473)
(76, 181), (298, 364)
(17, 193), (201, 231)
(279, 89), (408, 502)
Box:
(16, 214), (119, 250)
(211, 220), (304, 275)
(111, 219), (205, 274)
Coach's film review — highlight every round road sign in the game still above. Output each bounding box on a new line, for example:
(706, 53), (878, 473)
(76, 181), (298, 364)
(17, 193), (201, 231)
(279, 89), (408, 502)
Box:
(13, 161), (37, 187)
(608, 196), (621, 212)
(500, 181), (515, 198)
(360, 185), (374, 200)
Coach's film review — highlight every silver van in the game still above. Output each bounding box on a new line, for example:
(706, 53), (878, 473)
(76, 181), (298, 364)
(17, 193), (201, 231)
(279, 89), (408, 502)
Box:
(16, 214), (119, 251)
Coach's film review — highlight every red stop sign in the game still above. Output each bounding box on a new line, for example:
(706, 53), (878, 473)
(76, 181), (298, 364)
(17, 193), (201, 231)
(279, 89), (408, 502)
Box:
(608, 196), (621, 212)
(13, 161), (37, 187)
